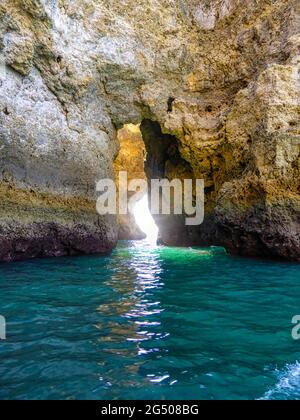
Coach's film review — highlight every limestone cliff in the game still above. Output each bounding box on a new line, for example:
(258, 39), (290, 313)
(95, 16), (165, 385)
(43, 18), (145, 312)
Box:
(0, 0), (299, 261)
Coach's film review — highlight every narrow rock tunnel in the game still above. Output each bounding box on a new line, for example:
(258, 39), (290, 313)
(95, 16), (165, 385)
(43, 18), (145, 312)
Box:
(114, 119), (209, 247)
(115, 114), (300, 261)
(140, 119), (202, 247)
(114, 123), (148, 241)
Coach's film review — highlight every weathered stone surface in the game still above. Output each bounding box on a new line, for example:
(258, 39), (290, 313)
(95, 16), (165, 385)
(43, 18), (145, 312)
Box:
(0, 0), (299, 261)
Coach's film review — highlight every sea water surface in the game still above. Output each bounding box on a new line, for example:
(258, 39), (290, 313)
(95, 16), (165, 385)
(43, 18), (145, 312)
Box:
(0, 240), (300, 400)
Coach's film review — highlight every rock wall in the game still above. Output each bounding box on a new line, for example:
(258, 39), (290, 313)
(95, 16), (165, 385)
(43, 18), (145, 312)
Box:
(0, 0), (299, 261)
(0, 0), (119, 261)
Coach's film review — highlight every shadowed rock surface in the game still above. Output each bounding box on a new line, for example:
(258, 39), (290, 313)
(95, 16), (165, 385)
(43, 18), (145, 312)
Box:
(0, 0), (299, 261)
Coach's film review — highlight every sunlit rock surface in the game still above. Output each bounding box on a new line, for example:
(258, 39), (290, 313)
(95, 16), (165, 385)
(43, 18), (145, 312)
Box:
(0, 0), (299, 261)
(114, 124), (146, 241)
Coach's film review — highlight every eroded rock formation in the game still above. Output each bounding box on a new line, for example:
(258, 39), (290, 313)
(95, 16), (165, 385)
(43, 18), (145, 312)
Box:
(114, 124), (146, 240)
(0, 0), (299, 261)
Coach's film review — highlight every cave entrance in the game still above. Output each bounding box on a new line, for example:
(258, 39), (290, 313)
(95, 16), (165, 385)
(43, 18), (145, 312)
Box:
(133, 195), (158, 244)
(114, 124), (158, 243)
(133, 195), (159, 244)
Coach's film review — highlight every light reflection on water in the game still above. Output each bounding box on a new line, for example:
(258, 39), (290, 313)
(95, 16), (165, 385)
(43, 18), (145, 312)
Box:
(0, 241), (300, 400)
(96, 241), (168, 389)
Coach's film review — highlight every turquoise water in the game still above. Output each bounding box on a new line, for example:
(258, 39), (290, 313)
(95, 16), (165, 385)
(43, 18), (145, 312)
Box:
(0, 240), (300, 400)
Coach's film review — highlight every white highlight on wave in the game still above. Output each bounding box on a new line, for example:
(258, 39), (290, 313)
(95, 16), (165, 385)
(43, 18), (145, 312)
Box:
(260, 362), (300, 400)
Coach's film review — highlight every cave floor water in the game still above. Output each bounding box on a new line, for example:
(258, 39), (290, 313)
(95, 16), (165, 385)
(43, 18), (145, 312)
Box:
(0, 240), (300, 400)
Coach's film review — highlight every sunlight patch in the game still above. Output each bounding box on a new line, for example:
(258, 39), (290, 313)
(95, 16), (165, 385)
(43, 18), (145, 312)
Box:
(133, 195), (158, 243)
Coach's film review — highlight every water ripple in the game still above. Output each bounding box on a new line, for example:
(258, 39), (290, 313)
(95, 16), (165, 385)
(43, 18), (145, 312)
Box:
(0, 241), (299, 399)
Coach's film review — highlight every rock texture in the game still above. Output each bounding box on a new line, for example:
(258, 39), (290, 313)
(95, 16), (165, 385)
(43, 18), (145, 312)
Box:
(114, 124), (146, 240)
(0, 0), (299, 261)
(0, 0), (119, 261)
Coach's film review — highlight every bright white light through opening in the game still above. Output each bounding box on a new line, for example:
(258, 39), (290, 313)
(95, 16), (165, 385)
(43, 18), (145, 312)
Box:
(133, 195), (159, 243)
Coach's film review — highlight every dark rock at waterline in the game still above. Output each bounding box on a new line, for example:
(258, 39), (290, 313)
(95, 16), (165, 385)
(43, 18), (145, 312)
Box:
(0, 221), (117, 263)
(155, 208), (300, 262)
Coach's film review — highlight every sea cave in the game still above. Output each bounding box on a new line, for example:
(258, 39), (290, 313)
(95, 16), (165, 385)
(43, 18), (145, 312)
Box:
(0, 0), (299, 402)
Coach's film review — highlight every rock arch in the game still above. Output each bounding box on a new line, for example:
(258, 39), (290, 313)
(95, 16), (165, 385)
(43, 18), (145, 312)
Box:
(0, 0), (299, 261)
